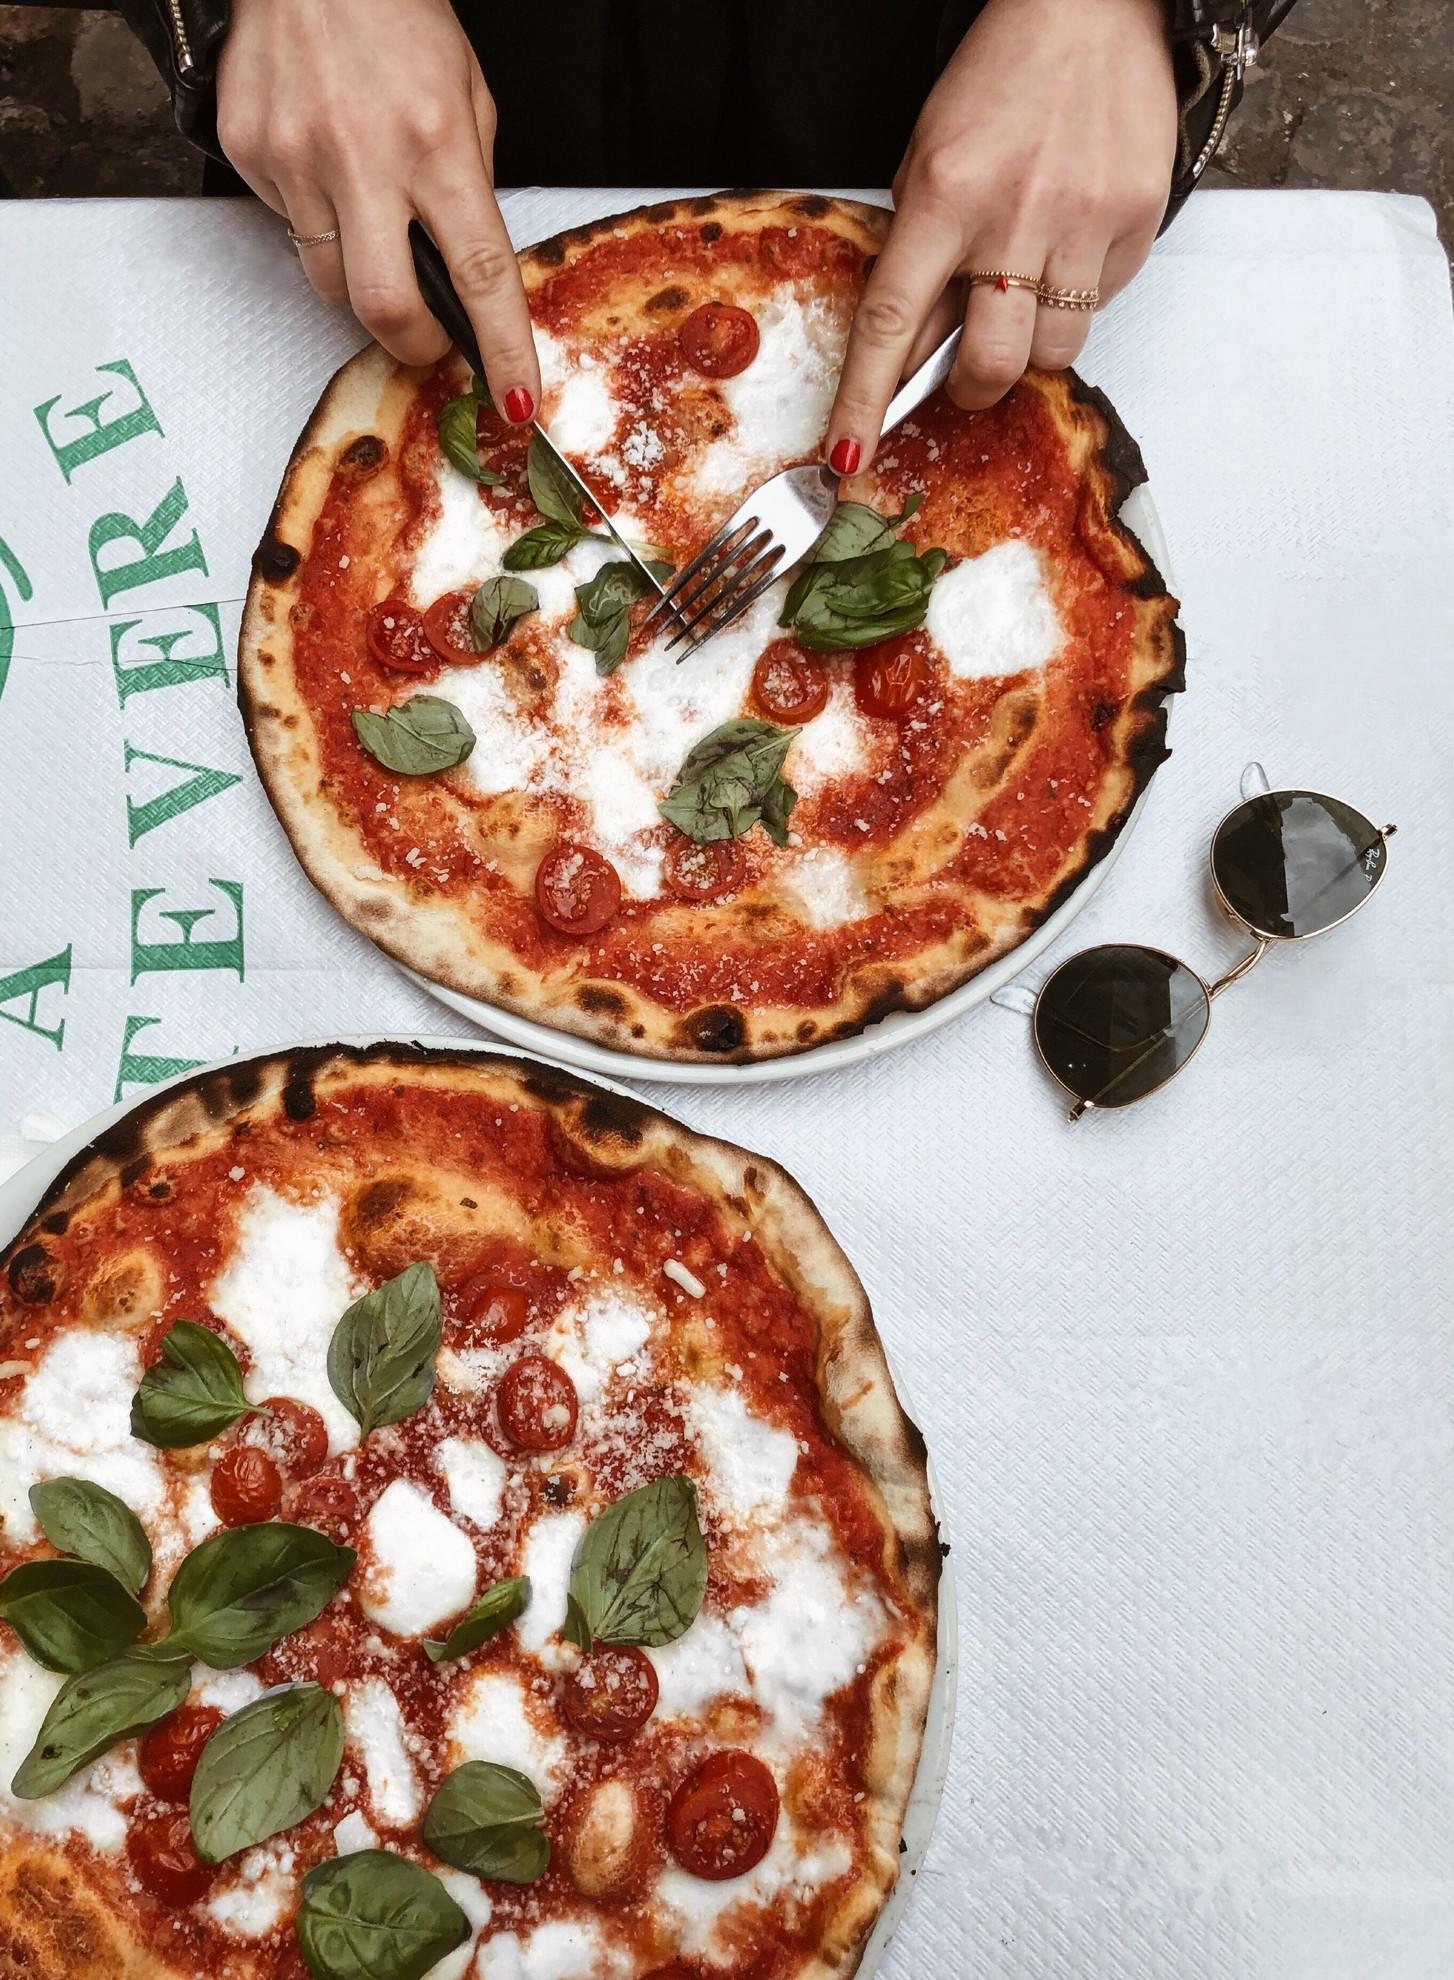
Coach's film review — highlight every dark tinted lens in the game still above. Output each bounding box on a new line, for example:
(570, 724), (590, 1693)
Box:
(1211, 790), (1385, 939)
(1034, 944), (1211, 1110)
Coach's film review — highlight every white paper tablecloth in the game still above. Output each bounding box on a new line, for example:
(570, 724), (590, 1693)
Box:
(2, 186), (1453, 1979)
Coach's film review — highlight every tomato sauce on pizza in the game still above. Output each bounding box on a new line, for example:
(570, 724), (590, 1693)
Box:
(0, 1046), (938, 1980)
(241, 191), (1180, 1061)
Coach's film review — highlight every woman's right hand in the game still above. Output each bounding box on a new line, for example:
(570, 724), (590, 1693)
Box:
(216, 0), (540, 421)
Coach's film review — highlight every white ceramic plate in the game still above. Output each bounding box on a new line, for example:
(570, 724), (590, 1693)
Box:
(0, 1035), (956, 1973)
(407, 487), (1175, 1085)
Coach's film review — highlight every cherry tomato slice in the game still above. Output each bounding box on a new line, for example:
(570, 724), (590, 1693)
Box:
(663, 836), (747, 905)
(456, 1274), (531, 1346)
(854, 637), (928, 719)
(127, 1809), (216, 1907)
(496, 1353), (579, 1452)
(137, 1705), (224, 1803)
(535, 843), (622, 936)
(680, 303), (760, 380)
(366, 598), (437, 675)
(752, 639), (830, 724)
(422, 589), (481, 667)
(243, 1397), (329, 1478)
(210, 1444), (282, 1526)
(288, 1473), (363, 1540)
(561, 1645), (660, 1741)
(666, 1750), (780, 1881)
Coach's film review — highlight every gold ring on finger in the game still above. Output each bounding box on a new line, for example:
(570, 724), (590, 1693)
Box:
(1037, 283), (1100, 311)
(966, 268), (1042, 296)
(288, 225), (341, 249)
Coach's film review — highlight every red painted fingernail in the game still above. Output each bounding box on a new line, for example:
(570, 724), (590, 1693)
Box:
(829, 436), (861, 476)
(503, 386), (534, 425)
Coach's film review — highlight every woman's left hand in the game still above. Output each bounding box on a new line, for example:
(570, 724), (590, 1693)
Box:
(824, 0), (1178, 475)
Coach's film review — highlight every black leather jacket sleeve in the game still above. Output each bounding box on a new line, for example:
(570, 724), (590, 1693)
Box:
(116, 0), (1297, 212)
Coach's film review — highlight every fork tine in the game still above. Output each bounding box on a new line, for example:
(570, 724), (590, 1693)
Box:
(667, 542), (784, 654)
(659, 526), (771, 636)
(641, 516), (756, 632)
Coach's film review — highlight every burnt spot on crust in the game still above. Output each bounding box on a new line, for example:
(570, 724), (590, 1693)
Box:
(39, 1210), (69, 1237)
(1091, 698), (1119, 731)
(856, 978), (909, 1030)
(351, 1177), (413, 1227)
(532, 235), (566, 266)
(130, 1171), (175, 1206)
(251, 533), (301, 584)
(698, 220), (723, 243)
(688, 195), (718, 217)
(7, 1244), (60, 1305)
(685, 1005), (745, 1055)
(520, 1066), (588, 1109)
(645, 284), (690, 314)
(281, 1064), (319, 1120)
(796, 1019), (818, 1043)
(339, 433), (387, 476)
(1066, 373), (1148, 495)
(579, 1094), (647, 1149)
(576, 986), (629, 1020)
(792, 195), (831, 219)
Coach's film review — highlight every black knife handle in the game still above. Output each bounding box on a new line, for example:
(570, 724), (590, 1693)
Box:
(408, 221), (485, 378)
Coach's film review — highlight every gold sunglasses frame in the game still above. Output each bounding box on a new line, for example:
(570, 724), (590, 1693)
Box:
(1032, 789), (1396, 1121)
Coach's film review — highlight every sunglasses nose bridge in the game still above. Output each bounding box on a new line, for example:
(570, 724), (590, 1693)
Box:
(1206, 935), (1274, 1001)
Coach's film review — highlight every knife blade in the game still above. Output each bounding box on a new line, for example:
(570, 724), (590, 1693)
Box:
(526, 421), (671, 604)
(407, 220), (676, 616)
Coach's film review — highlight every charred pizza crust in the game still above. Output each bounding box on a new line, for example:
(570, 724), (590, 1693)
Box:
(0, 1042), (939, 1980)
(240, 190), (1182, 1062)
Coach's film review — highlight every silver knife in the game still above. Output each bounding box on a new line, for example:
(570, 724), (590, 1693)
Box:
(529, 420), (673, 606)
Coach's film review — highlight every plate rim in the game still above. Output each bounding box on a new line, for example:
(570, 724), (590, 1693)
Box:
(0, 1033), (956, 1975)
(406, 485), (1176, 1085)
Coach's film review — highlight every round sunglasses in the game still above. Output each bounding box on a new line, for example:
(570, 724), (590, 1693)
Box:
(1033, 789), (1395, 1120)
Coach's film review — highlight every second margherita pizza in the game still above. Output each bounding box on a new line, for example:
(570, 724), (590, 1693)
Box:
(240, 191), (1182, 1062)
(0, 1043), (938, 1979)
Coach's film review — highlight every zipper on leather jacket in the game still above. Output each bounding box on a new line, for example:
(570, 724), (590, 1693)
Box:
(164, 0), (195, 77)
(1190, 8), (1260, 183)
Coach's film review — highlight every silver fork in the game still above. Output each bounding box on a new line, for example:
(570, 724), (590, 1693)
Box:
(644, 326), (962, 656)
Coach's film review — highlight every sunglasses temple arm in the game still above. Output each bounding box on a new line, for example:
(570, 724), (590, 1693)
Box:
(1207, 935), (1274, 1001)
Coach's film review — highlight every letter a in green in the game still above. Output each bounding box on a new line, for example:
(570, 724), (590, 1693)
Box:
(0, 946), (72, 1050)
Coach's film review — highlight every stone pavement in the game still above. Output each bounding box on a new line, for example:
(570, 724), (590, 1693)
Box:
(0, 0), (1449, 252)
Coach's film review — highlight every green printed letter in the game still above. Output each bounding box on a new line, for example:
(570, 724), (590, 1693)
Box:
(0, 946), (72, 1050)
(130, 880), (244, 982)
(35, 359), (163, 484)
(111, 603), (226, 705)
(124, 744), (240, 846)
(114, 1016), (204, 1101)
(89, 479), (208, 607)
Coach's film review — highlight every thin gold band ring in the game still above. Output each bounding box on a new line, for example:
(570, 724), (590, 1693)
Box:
(967, 268), (1042, 296)
(1037, 284), (1100, 311)
(287, 225), (341, 249)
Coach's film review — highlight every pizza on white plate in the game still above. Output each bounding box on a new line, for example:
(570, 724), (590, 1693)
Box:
(240, 190), (1181, 1063)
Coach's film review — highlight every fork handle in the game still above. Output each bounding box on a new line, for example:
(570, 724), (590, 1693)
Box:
(881, 328), (962, 438)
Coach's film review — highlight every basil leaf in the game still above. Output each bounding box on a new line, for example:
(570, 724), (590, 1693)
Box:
(327, 1261), (442, 1438)
(165, 1523), (355, 1668)
(566, 1475), (706, 1648)
(526, 434), (587, 527)
(29, 1478), (152, 1595)
(561, 1592), (592, 1654)
(424, 1576), (530, 1664)
(422, 1762), (550, 1884)
(129, 1319), (260, 1450)
(296, 1850), (470, 1980)
(11, 1645), (192, 1798)
(352, 697), (476, 776)
(567, 560), (657, 678)
(437, 394), (503, 486)
(806, 492), (922, 568)
(468, 575), (538, 651)
(658, 718), (799, 848)
(190, 1682), (344, 1863)
(0, 1559), (145, 1674)
(501, 518), (590, 570)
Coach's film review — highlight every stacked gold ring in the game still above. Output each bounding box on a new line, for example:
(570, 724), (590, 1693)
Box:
(1037, 284), (1100, 311)
(287, 224), (341, 249)
(967, 269), (1101, 311)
